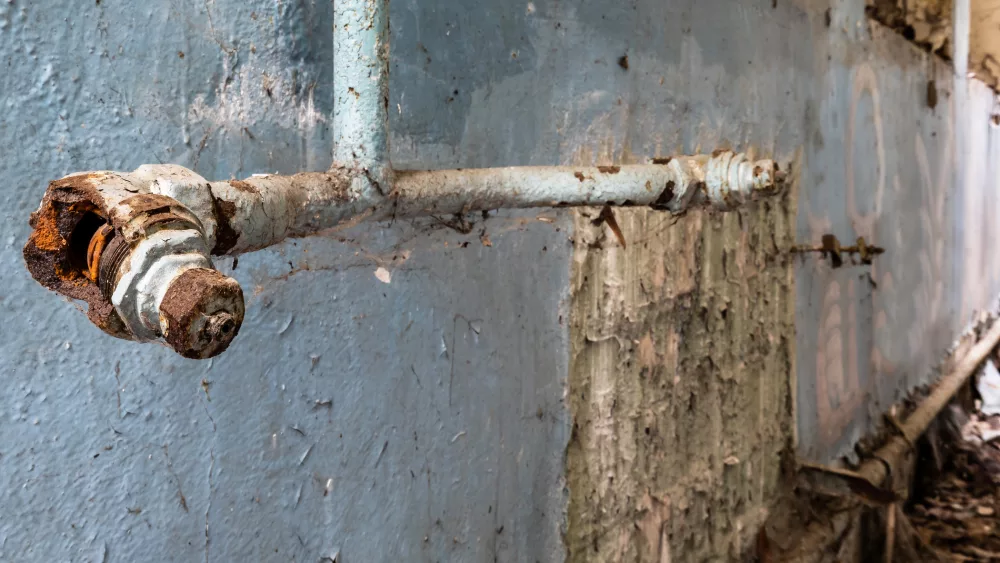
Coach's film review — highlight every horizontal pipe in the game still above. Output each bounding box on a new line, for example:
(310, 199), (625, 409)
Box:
(781, 318), (1000, 561)
(389, 165), (679, 217)
(203, 153), (783, 254)
(27, 152), (783, 293)
(207, 169), (374, 255)
(390, 154), (781, 219)
(22, 151), (784, 356)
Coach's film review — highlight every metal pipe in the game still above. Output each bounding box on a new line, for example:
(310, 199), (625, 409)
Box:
(389, 165), (680, 217)
(385, 155), (782, 218)
(20, 0), (787, 360)
(22, 167), (245, 359)
(333, 0), (391, 198)
(780, 318), (1000, 561)
(201, 153), (783, 253)
(207, 170), (362, 255)
(22, 151), (784, 358)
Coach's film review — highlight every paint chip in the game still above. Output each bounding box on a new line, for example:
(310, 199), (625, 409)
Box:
(374, 267), (391, 284)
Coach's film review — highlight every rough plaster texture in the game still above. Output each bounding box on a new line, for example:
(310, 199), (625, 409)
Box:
(970, 0), (1000, 88)
(566, 197), (796, 562)
(865, 0), (953, 56)
(560, 0), (1000, 560)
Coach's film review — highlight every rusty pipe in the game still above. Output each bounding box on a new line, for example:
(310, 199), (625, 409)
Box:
(187, 152), (784, 256)
(23, 166), (245, 359)
(22, 0), (787, 360)
(385, 154), (782, 219)
(22, 152), (784, 358)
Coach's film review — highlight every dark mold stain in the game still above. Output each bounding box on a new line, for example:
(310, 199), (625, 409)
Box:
(212, 198), (240, 255)
(650, 181), (676, 210)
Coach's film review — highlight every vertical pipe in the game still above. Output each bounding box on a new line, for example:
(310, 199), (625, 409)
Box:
(953, 0), (970, 318)
(333, 0), (391, 195)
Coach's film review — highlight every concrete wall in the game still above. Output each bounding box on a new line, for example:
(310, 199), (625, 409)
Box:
(5, 0), (1000, 561)
(794, 11), (1000, 464)
(1, 1), (571, 561)
(558, 0), (1000, 560)
(566, 197), (795, 562)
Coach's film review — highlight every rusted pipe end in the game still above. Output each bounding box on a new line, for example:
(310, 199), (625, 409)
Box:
(159, 268), (245, 359)
(23, 173), (131, 339)
(26, 168), (248, 358)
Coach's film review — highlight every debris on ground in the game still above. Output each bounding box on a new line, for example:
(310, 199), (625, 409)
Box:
(907, 401), (1000, 561)
(977, 360), (1000, 416)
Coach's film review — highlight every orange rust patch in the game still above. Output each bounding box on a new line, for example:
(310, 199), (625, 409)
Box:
(121, 193), (174, 210)
(28, 204), (66, 252)
(597, 165), (621, 174)
(228, 179), (258, 194)
(86, 224), (114, 282)
(23, 174), (131, 339)
(51, 172), (105, 187)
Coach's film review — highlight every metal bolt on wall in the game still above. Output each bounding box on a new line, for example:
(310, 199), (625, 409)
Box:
(22, 0), (788, 359)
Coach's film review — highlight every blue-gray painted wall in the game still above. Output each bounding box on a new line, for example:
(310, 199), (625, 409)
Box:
(1, 1), (571, 561)
(5, 0), (1000, 560)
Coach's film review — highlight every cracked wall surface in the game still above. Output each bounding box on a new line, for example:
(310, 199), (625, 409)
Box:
(562, 0), (1000, 560)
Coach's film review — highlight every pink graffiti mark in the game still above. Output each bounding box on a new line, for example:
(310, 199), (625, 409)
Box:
(803, 66), (884, 449)
(814, 279), (865, 446)
(806, 64), (952, 450)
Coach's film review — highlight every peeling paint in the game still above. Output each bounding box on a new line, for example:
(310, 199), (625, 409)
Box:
(566, 189), (796, 561)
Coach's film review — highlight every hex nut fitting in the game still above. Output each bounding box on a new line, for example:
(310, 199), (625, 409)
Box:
(158, 268), (245, 359)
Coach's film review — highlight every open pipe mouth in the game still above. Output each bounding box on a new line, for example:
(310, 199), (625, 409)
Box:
(67, 211), (108, 282)
(22, 174), (132, 339)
